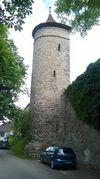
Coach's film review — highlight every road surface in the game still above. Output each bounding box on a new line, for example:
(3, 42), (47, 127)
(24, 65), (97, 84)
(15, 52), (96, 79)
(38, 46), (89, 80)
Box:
(0, 150), (99, 179)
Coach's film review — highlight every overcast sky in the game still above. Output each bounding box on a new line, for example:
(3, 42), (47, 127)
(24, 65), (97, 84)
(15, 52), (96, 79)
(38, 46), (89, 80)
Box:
(10, 0), (100, 108)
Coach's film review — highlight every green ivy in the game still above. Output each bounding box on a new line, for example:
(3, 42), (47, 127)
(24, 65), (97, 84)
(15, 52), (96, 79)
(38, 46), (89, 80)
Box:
(65, 59), (100, 131)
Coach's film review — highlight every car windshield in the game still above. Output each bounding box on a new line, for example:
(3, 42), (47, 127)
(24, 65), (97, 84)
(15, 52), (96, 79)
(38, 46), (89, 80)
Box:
(58, 148), (73, 155)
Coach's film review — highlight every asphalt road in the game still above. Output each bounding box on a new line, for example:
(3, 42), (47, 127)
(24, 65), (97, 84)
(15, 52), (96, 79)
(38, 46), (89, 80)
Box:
(0, 150), (99, 179)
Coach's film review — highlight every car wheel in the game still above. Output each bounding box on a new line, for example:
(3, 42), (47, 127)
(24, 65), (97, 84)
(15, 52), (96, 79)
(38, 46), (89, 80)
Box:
(72, 164), (77, 169)
(50, 160), (55, 169)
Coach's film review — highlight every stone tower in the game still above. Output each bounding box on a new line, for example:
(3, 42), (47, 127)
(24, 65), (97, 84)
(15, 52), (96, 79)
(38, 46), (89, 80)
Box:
(28, 9), (71, 156)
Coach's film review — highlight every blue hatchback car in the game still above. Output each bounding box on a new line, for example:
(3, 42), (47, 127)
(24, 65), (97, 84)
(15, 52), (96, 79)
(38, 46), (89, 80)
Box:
(40, 146), (76, 169)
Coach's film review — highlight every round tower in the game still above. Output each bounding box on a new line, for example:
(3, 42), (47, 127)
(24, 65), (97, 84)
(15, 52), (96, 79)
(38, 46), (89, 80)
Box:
(28, 10), (71, 156)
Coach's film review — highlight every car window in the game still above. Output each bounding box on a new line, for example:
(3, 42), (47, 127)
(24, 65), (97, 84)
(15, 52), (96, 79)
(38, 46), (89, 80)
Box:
(46, 147), (51, 152)
(50, 147), (55, 152)
(45, 147), (56, 153)
(58, 149), (64, 155)
(58, 148), (73, 154)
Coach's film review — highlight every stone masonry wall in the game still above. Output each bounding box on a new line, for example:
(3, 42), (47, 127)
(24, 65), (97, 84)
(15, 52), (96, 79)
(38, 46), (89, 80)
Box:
(64, 98), (100, 170)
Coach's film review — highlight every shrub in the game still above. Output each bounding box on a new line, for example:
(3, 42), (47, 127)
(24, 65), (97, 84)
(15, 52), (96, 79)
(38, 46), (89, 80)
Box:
(9, 136), (26, 158)
(65, 59), (100, 131)
(9, 109), (29, 158)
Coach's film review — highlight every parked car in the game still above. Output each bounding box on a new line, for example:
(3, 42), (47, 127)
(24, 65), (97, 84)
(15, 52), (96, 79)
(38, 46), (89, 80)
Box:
(40, 146), (77, 169)
(0, 139), (9, 149)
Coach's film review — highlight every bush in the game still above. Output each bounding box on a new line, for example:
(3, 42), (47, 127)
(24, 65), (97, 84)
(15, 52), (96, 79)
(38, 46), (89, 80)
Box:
(9, 109), (29, 158)
(9, 136), (27, 158)
(65, 59), (100, 131)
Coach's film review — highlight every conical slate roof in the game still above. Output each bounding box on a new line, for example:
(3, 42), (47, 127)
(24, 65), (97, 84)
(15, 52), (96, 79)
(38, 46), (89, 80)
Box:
(46, 7), (56, 23)
(32, 7), (71, 38)
(46, 14), (56, 22)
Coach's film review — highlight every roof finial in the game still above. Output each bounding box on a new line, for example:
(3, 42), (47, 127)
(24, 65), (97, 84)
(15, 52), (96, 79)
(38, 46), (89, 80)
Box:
(46, 7), (56, 23)
(49, 7), (51, 15)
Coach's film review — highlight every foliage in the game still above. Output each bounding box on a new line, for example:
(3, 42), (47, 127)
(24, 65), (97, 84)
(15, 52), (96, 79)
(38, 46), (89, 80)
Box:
(8, 109), (29, 158)
(0, 0), (34, 31)
(55, 0), (100, 36)
(0, 23), (27, 121)
(13, 109), (29, 138)
(65, 59), (100, 131)
(9, 136), (26, 158)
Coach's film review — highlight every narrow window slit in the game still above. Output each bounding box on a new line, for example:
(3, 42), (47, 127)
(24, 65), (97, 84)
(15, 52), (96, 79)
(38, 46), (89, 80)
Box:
(58, 44), (60, 51)
(54, 70), (56, 77)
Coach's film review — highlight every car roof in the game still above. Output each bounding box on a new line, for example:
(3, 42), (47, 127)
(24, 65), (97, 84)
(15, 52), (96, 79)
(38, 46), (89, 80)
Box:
(48, 146), (73, 150)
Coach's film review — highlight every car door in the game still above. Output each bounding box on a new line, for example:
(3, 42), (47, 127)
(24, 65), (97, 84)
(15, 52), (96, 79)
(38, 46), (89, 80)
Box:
(41, 149), (47, 162)
(46, 147), (55, 164)
(42, 147), (52, 163)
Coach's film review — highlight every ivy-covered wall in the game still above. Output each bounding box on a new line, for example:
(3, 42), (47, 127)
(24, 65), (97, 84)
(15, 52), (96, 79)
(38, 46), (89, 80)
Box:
(65, 59), (100, 131)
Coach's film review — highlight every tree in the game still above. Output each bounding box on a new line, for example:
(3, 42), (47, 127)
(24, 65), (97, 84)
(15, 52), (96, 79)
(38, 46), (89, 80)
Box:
(55, 0), (100, 36)
(13, 109), (29, 138)
(8, 109), (29, 158)
(0, 0), (34, 31)
(0, 23), (27, 121)
(65, 59), (100, 131)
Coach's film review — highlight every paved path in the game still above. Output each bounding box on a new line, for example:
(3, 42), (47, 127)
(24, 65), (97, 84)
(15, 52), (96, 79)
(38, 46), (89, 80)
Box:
(0, 150), (99, 179)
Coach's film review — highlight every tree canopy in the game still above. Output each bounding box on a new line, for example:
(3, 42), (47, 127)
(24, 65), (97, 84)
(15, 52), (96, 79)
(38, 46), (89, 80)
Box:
(55, 0), (100, 36)
(0, 0), (34, 31)
(65, 59), (100, 131)
(0, 23), (27, 121)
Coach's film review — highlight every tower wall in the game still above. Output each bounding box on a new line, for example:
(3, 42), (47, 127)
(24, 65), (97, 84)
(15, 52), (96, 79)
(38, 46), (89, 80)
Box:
(28, 25), (70, 154)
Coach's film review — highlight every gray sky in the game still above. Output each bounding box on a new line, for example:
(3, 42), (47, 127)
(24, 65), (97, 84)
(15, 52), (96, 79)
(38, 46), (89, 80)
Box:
(10, 0), (100, 108)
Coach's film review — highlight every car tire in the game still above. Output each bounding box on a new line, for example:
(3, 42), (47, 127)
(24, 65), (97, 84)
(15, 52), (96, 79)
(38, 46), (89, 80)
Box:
(72, 164), (76, 169)
(50, 160), (55, 169)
